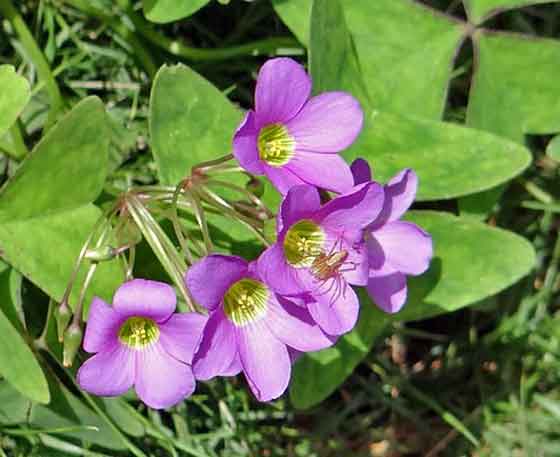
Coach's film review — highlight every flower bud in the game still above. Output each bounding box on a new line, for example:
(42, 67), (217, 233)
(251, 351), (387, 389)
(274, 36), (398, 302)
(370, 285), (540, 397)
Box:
(246, 177), (264, 198)
(63, 323), (83, 368)
(84, 245), (116, 262)
(54, 301), (72, 343)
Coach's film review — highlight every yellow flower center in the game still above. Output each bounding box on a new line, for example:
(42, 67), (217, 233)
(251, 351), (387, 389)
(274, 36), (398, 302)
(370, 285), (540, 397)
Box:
(258, 123), (295, 167)
(283, 219), (326, 268)
(118, 317), (160, 349)
(224, 278), (269, 326)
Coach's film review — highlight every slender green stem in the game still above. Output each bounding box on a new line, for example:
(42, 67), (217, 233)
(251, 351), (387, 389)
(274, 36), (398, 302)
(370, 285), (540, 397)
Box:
(520, 179), (554, 204)
(170, 185), (195, 265)
(35, 299), (54, 348)
(192, 153), (233, 174)
(196, 188), (270, 247)
(207, 178), (273, 218)
(127, 8), (301, 61)
(70, 223), (112, 326)
(126, 194), (199, 312)
(0, 0), (64, 130)
(521, 200), (560, 213)
(184, 189), (214, 254)
(8, 121), (28, 160)
(62, 0), (300, 63)
(126, 244), (135, 280)
(60, 209), (113, 308)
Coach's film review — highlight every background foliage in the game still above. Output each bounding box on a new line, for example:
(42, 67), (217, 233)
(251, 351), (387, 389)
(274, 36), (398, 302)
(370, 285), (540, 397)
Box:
(0, 0), (559, 455)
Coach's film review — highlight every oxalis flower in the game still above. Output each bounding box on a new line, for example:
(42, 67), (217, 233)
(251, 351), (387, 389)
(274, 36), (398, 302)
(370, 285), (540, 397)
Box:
(233, 57), (363, 195)
(186, 255), (333, 402)
(77, 279), (207, 409)
(351, 159), (433, 313)
(258, 182), (384, 336)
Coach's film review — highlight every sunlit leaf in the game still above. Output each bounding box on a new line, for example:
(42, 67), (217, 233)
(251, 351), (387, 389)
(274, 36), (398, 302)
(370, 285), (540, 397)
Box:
(348, 111), (531, 200)
(142, 0), (209, 23)
(0, 205), (124, 312)
(0, 97), (110, 222)
(464, 0), (560, 24)
(460, 31), (560, 217)
(150, 64), (242, 186)
(275, 0), (465, 119)
(0, 65), (30, 138)
(0, 266), (49, 403)
(546, 135), (560, 161)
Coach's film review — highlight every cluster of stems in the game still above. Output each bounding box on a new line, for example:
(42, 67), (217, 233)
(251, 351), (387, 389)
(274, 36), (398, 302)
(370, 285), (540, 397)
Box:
(56, 155), (274, 366)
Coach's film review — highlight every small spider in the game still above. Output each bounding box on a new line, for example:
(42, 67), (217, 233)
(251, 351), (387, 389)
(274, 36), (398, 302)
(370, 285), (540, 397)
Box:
(309, 237), (359, 304)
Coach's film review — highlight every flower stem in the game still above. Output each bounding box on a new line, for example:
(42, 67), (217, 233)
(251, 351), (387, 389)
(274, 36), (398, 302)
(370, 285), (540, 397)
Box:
(195, 187), (270, 247)
(8, 122), (28, 160)
(59, 208), (115, 316)
(191, 153), (233, 174)
(184, 189), (214, 254)
(170, 183), (195, 265)
(207, 178), (273, 219)
(126, 194), (199, 313)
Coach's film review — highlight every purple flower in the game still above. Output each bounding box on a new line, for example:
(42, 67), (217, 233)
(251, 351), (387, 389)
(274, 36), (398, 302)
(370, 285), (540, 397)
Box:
(77, 279), (207, 409)
(186, 254), (333, 402)
(233, 57), (363, 195)
(258, 183), (384, 336)
(351, 159), (434, 313)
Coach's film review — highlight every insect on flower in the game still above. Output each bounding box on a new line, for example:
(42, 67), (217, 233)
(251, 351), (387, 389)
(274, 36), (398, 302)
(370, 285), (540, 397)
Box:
(259, 183), (384, 336)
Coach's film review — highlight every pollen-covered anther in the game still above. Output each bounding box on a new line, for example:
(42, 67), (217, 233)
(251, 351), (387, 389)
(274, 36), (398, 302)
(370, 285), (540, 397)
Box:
(119, 316), (160, 349)
(283, 219), (326, 268)
(224, 279), (269, 326)
(258, 123), (295, 167)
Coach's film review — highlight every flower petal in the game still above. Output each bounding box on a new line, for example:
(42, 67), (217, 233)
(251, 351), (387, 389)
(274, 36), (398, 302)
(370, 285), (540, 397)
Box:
(277, 184), (321, 234)
(337, 239), (369, 287)
(286, 151), (354, 194)
(367, 269), (407, 314)
(307, 283), (360, 336)
(266, 296), (333, 352)
(255, 58), (311, 125)
(221, 352), (242, 377)
(373, 221), (433, 276)
(192, 310), (237, 380)
(286, 92), (363, 153)
(263, 165), (306, 195)
(186, 255), (248, 310)
(350, 158), (372, 185)
(77, 343), (135, 397)
(386, 169), (418, 222)
(317, 182), (384, 232)
(135, 342), (196, 409)
(257, 243), (306, 296)
(159, 312), (208, 364)
(233, 111), (265, 175)
(83, 297), (122, 353)
(237, 320), (291, 402)
(113, 279), (176, 323)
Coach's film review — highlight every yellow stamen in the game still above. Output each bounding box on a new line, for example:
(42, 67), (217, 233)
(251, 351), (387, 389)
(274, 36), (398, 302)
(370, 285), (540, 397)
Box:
(258, 123), (295, 167)
(119, 317), (160, 349)
(283, 219), (325, 268)
(224, 279), (269, 326)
